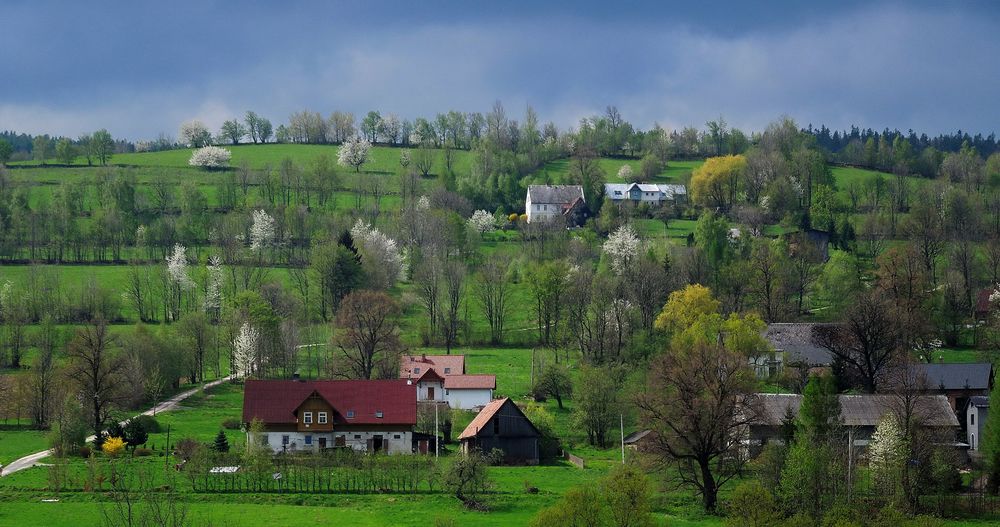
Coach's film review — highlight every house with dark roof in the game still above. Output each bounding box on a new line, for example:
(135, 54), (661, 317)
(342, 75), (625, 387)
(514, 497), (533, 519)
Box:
(762, 323), (839, 367)
(966, 396), (989, 452)
(242, 379), (416, 454)
(749, 393), (959, 452)
(913, 362), (994, 415)
(400, 354), (496, 409)
(459, 398), (540, 465)
(525, 185), (586, 225)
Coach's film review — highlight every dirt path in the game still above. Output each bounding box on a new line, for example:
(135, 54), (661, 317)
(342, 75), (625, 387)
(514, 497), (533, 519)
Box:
(0, 376), (232, 477)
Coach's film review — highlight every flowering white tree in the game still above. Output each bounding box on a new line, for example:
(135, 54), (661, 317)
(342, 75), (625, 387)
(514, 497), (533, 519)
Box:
(351, 219), (405, 288)
(189, 146), (232, 169)
(869, 414), (906, 494)
(399, 149), (411, 168)
(416, 195), (430, 210)
(232, 321), (260, 380)
(379, 113), (401, 145)
(249, 209), (276, 251)
(618, 164), (635, 182)
(179, 120), (212, 147)
(337, 136), (371, 172)
(166, 244), (194, 290)
(204, 255), (223, 316)
(468, 210), (498, 235)
(603, 224), (641, 275)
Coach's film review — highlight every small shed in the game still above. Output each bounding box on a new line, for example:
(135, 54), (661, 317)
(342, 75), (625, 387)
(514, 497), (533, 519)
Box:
(458, 398), (540, 465)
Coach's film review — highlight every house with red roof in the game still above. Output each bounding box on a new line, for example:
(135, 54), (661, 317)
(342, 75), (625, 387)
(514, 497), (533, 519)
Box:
(400, 354), (496, 409)
(458, 398), (540, 465)
(242, 379), (416, 454)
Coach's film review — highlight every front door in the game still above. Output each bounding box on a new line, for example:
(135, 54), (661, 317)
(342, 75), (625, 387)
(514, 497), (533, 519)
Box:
(427, 387), (435, 400)
(373, 435), (384, 452)
(319, 437), (327, 449)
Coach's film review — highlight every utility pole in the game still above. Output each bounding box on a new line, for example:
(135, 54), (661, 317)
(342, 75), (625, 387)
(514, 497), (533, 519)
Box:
(620, 414), (625, 464)
(435, 402), (439, 459)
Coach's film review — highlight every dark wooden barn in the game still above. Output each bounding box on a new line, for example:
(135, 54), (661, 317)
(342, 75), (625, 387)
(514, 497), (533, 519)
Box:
(458, 398), (540, 465)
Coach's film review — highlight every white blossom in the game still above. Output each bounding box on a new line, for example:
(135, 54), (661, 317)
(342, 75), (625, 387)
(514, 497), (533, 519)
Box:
(337, 136), (371, 171)
(135, 225), (147, 247)
(351, 219), (405, 287)
(988, 284), (1000, 304)
(399, 149), (411, 168)
(249, 209), (276, 251)
(468, 210), (498, 235)
(232, 322), (260, 380)
(204, 255), (223, 312)
(408, 131), (423, 146)
(603, 224), (641, 275)
(868, 415), (906, 491)
(416, 196), (430, 210)
(189, 146), (232, 169)
(166, 244), (195, 290)
(617, 164), (634, 182)
(179, 120), (211, 147)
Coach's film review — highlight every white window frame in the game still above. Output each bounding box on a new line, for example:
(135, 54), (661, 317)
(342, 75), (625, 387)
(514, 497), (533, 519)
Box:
(303, 411), (313, 424)
(318, 412), (328, 424)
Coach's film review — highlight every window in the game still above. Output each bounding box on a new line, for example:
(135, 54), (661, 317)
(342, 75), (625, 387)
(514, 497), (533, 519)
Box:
(318, 412), (328, 424)
(354, 434), (362, 439)
(303, 412), (313, 424)
(413, 367), (420, 374)
(394, 434), (401, 439)
(260, 435), (269, 445)
(375, 411), (384, 418)
(972, 413), (976, 426)
(444, 367), (451, 374)
(304, 435), (313, 445)
(346, 410), (355, 419)
(282, 435), (290, 445)
(493, 417), (500, 435)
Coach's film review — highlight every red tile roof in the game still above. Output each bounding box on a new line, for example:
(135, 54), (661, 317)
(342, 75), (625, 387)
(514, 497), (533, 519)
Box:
(444, 374), (496, 390)
(459, 398), (508, 440)
(400, 354), (465, 378)
(242, 379), (416, 426)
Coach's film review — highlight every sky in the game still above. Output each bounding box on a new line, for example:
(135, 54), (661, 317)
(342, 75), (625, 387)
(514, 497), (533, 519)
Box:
(1, 1), (998, 141)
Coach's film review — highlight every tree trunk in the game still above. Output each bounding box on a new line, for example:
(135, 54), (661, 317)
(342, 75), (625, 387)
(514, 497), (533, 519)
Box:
(700, 459), (717, 512)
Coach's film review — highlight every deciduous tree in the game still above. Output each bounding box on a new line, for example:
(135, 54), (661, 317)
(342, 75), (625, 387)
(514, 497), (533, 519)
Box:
(332, 290), (401, 380)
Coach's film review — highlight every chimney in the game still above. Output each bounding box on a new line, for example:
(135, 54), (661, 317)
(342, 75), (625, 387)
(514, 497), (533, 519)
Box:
(292, 371), (303, 382)
(422, 353), (427, 361)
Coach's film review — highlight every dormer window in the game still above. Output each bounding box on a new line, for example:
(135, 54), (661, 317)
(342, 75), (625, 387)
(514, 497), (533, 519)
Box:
(444, 368), (451, 374)
(346, 410), (355, 419)
(303, 412), (313, 424)
(414, 368), (420, 374)
(376, 411), (384, 418)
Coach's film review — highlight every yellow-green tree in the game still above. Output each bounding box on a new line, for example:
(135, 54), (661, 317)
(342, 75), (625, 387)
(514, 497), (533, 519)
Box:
(690, 154), (747, 210)
(654, 284), (720, 333)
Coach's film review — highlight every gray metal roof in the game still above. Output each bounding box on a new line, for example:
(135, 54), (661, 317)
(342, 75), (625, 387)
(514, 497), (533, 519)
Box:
(753, 393), (958, 428)
(527, 185), (584, 205)
(762, 323), (839, 366)
(623, 429), (652, 444)
(914, 363), (993, 391)
(968, 396), (989, 409)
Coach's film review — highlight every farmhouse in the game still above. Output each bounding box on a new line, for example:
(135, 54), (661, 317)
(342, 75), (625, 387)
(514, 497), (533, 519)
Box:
(604, 182), (686, 205)
(748, 393), (959, 453)
(459, 398), (541, 465)
(400, 354), (496, 409)
(242, 379), (416, 454)
(913, 362), (994, 416)
(966, 396), (989, 452)
(525, 185), (586, 224)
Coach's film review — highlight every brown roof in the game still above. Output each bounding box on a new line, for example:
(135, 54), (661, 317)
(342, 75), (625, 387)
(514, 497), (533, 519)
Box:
(444, 374), (496, 390)
(400, 354), (465, 378)
(976, 288), (995, 315)
(459, 398), (507, 440)
(242, 379), (416, 426)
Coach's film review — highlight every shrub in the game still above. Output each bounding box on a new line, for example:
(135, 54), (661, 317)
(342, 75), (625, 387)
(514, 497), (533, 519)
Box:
(213, 430), (230, 453)
(77, 445), (92, 458)
(134, 447), (153, 457)
(189, 146), (232, 169)
(102, 437), (126, 457)
(132, 415), (162, 433)
(726, 480), (782, 527)
(175, 437), (201, 461)
(222, 418), (242, 430)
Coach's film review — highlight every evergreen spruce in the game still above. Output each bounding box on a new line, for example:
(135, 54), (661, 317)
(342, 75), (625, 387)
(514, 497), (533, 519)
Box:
(213, 429), (230, 453)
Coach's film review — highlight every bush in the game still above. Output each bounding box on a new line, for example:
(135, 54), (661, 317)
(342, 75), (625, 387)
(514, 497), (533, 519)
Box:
(726, 480), (782, 527)
(175, 437), (201, 461)
(77, 446), (92, 458)
(222, 418), (242, 430)
(134, 447), (153, 457)
(189, 146), (232, 169)
(132, 415), (162, 433)
(102, 437), (126, 457)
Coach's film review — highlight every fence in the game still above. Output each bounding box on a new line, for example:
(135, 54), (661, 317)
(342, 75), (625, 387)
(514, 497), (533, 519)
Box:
(563, 451), (585, 469)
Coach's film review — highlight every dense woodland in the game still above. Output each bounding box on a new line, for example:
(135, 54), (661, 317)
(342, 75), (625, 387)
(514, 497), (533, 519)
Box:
(1, 104), (1000, 527)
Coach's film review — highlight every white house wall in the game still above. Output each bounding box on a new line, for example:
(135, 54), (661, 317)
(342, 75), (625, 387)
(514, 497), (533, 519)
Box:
(446, 388), (493, 409)
(416, 381), (444, 402)
(251, 431), (413, 455)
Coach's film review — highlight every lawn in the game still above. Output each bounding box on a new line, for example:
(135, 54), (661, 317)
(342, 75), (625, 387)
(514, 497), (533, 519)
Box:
(530, 157), (701, 185)
(0, 426), (48, 468)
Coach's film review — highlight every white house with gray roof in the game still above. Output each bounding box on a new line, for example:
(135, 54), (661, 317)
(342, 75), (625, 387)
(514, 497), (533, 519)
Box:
(525, 185), (586, 224)
(604, 183), (686, 205)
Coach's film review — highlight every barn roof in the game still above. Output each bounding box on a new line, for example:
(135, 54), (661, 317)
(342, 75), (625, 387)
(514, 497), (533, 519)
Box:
(458, 398), (540, 440)
(752, 393), (958, 428)
(763, 323), (839, 366)
(967, 396), (989, 410)
(242, 379), (416, 426)
(914, 363), (993, 391)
